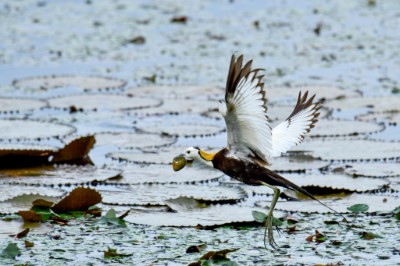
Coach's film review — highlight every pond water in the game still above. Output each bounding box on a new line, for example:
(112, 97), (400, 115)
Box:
(0, 0), (399, 265)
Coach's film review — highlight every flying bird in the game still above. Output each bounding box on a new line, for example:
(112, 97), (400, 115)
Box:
(173, 54), (340, 249)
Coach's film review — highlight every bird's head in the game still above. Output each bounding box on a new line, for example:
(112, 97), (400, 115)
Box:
(172, 146), (215, 171)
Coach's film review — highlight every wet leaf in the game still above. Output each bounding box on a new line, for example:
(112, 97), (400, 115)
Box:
(186, 244), (206, 253)
(99, 209), (126, 227)
(49, 94), (161, 111)
(102, 185), (245, 206)
(0, 119), (75, 140)
(360, 231), (378, 240)
(291, 139), (400, 162)
(95, 132), (176, 149)
(24, 240), (34, 248)
(1, 243), (20, 259)
(133, 114), (224, 137)
(31, 205), (52, 221)
(257, 194), (399, 213)
(51, 135), (95, 163)
(51, 187), (102, 213)
(18, 211), (42, 223)
(13, 75), (127, 91)
(15, 228), (29, 239)
(251, 210), (266, 223)
(32, 199), (54, 208)
(199, 248), (239, 260)
(0, 97), (47, 114)
(347, 204), (369, 213)
(103, 247), (132, 258)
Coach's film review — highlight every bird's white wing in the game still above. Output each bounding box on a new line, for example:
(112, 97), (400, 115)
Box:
(271, 91), (321, 157)
(219, 55), (272, 163)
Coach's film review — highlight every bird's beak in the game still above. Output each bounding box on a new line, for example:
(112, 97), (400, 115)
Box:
(172, 154), (187, 171)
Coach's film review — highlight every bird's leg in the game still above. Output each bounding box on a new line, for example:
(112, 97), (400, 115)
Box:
(260, 181), (280, 250)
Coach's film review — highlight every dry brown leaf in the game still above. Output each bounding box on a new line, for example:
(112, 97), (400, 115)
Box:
(199, 248), (239, 260)
(32, 199), (54, 208)
(51, 187), (102, 213)
(18, 210), (42, 223)
(52, 135), (95, 163)
(15, 228), (29, 239)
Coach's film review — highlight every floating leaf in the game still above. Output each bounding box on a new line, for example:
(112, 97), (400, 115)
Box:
(326, 96), (400, 113)
(360, 231), (378, 240)
(15, 228), (29, 239)
(199, 248), (239, 260)
(49, 94), (161, 111)
(309, 119), (383, 137)
(125, 202), (284, 227)
(252, 210), (267, 223)
(358, 111), (400, 124)
(0, 97), (47, 114)
(24, 240), (34, 248)
(0, 119), (75, 140)
(345, 162), (400, 177)
(257, 194), (399, 213)
(127, 85), (223, 100)
(51, 135), (95, 163)
(99, 209), (126, 227)
(108, 164), (223, 184)
(0, 165), (121, 186)
(269, 155), (329, 172)
(268, 86), (360, 104)
(51, 187), (102, 213)
(13, 75), (127, 91)
(1, 243), (20, 259)
(18, 210), (42, 223)
(133, 114), (225, 137)
(95, 132), (176, 149)
(291, 139), (400, 161)
(284, 173), (388, 192)
(130, 99), (217, 116)
(103, 247), (132, 258)
(347, 204), (369, 213)
(101, 184), (246, 206)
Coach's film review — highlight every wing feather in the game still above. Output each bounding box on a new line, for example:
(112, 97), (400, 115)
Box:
(220, 55), (272, 163)
(271, 91), (321, 157)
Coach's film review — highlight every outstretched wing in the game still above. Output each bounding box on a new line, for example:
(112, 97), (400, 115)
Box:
(270, 91), (321, 157)
(219, 55), (272, 163)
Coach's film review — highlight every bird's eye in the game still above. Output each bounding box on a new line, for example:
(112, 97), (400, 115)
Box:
(186, 150), (190, 154)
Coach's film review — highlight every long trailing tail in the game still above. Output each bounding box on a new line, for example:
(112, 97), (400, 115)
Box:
(268, 170), (348, 221)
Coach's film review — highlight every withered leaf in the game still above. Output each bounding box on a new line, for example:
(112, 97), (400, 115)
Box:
(199, 248), (239, 260)
(51, 187), (102, 213)
(52, 135), (95, 163)
(32, 199), (54, 208)
(104, 247), (132, 258)
(15, 228), (29, 239)
(186, 244), (206, 254)
(24, 240), (34, 248)
(18, 211), (42, 223)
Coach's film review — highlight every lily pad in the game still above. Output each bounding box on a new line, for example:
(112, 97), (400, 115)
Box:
(345, 162), (400, 177)
(291, 139), (400, 161)
(284, 173), (389, 192)
(48, 94), (161, 112)
(309, 119), (383, 137)
(51, 187), (102, 213)
(0, 186), (64, 202)
(0, 119), (75, 140)
(267, 86), (360, 104)
(326, 96), (400, 113)
(127, 85), (223, 100)
(0, 98), (47, 114)
(134, 114), (225, 137)
(256, 194), (400, 213)
(0, 194), (62, 214)
(108, 146), (197, 165)
(124, 203), (283, 227)
(0, 165), (121, 186)
(269, 156), (329, 172)
(130, 98), (217, 116)
(95, 132), (176, 149)
(357, 111), (400, 124)
(13, 75), (127, 91)
(108, 164), (223, 184)
(101, 185), (246, 205)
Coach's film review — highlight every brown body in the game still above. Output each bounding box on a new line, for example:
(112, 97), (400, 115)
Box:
(212, 148), (319, 201)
